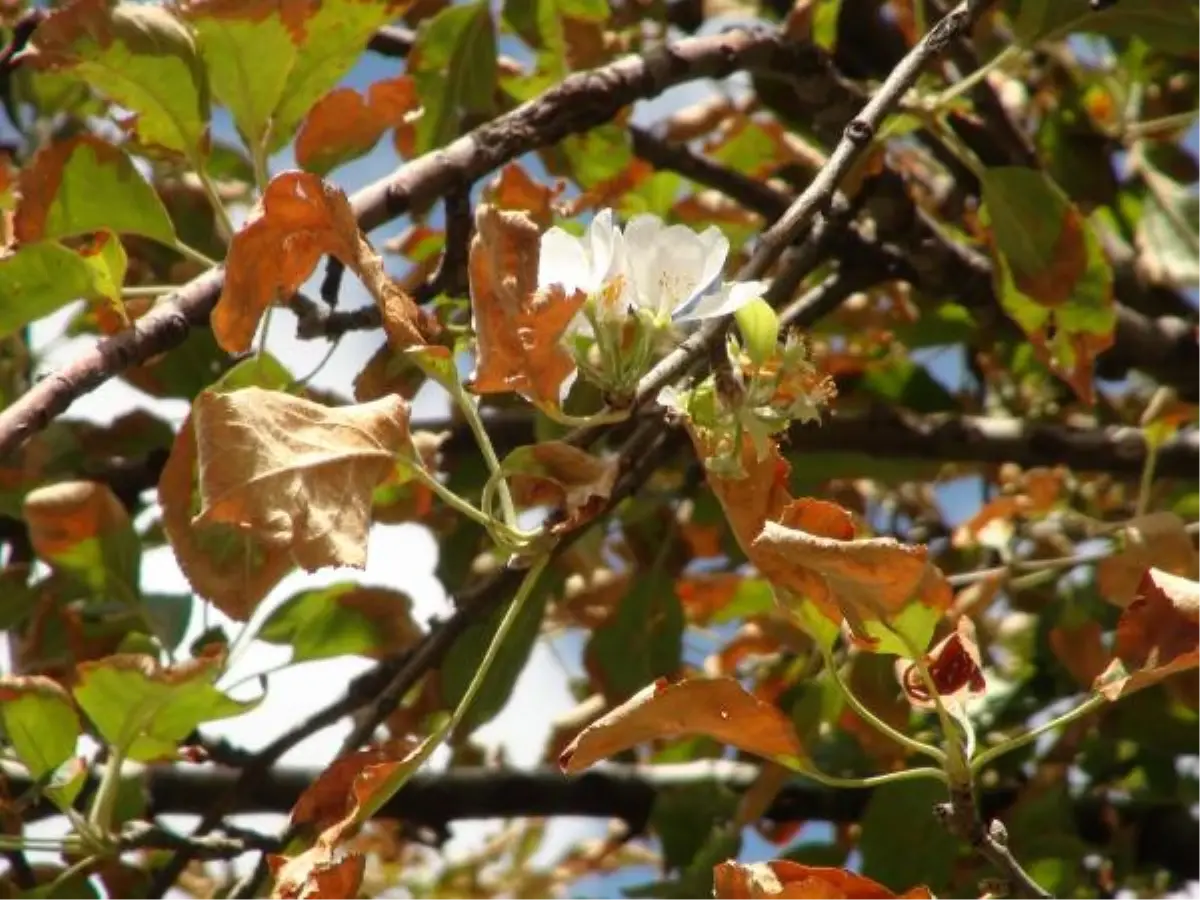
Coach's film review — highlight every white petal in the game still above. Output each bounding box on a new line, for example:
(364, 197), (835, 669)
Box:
(674, 279), (767, 322)
(538, 228), (589, 294)
(696, 226), (730, 290)
(586, 209), (618, 277)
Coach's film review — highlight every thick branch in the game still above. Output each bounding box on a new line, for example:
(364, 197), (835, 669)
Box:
(14, 763), (1196, 881)
(0, 27), (806, 460)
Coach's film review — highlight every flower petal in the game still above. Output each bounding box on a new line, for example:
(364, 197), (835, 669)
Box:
(674, 279), (767, 322)
(538, 227), (590, 295)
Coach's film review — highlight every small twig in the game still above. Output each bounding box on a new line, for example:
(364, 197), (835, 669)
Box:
(936, 789), (1051, 899)
(414, 188), (473, 302)
(120, 821), (279, 858)
(320, 257), (345, 307)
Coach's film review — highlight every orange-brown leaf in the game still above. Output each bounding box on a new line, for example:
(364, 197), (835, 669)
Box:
(485, 163), (562, 229)
(1094, 568), (1200, 700)
(158, 413), (293, 622)
(467, 203), (584, 406)
(268, 845), (365, 900)
(714, 860), (933, 899)
(558, 677), (804, 773)
(1097, 512), (1200, 607)
(23, 480), (128, 559)
(506, 442), (616, 533)
(290, 738), (420, 837)
(1049, 619), (1110, 688)
(295, 76), (419, 175)
(191, 388), (413, 573)
(215, 171), (430, 354)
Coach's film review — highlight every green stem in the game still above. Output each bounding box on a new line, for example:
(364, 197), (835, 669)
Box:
(288, 337), (341, 390)
(934, 45), (1021, 108)
(0, 834), (74, 852)
(971, 693), (1107, 774)
(352, 555), (551, 825)
(43, 854), (101, 894)
(1135, 441), (1159, 519)
(122, 285), (181, 299)
(821, 643), (945, 764)
(790, 763), (948, 790)
(196, 166), (236, 241)
(1124, 110), (1198, 139)
(454, 384), (518, 529)
(86, 745), (126, 836)
(409, 463), (512, 536)
(171, 239), (220, 270)
(535, 403), (631, 428)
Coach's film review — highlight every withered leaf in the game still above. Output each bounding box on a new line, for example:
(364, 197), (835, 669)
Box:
(558, 676), (804, 773)
(467, 203), (584, 407)
(895, 616), (985, 710)
(296, 76), (419, 175)
(714, 859), (933, 899)
(268, 845), (365, 900)
(1097, 512), (1199, 607)
(191, 387), (414, 574)
(505, 441), (617, 533)
(214, 171), (431, 354)
(1094, 567), (1199, 701)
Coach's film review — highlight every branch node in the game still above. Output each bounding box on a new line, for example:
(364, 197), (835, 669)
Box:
(844, 119), (874, 145)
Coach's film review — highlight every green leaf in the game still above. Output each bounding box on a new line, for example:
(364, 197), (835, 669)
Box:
(0, 676), (80, 779)
(411, 1), (497, 155)
(651, 782), (739, 870)
(16, 136), (175, 245)
(143, 593), (194, 651)
(22, 0), (210, 158)
(183, 0), (403, 152)
(440, 568), (558, 737)
(1138, 178), (1199, 287)
(734, 297), (780, 365)
(1014, 0), (1199, 55)
(859, 777), (960, 893)
(259, 582), (418, 662)
(562, 124), (632, 188)
(709, 577), (774, 624)
(858, 598), (942, 657)
(857, 357), (957, 414)
(0, 240), (130, 338)
(586, 570), (684, 701)
(72, 654), (257, 762)
(980, 167), (1115, 403)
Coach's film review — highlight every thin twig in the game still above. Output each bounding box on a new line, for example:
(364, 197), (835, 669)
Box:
(936, 788), (1052, 899)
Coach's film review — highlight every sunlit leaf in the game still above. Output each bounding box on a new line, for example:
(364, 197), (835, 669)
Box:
(503, 441), (617, 533)
(586, 570), (683, 701)
(215, 170), (431, 353)
(1014, 0), (1199, 55)
(0, 675), (80, 778)
(295, 76), (419, 176)
(191, 387), (414, 574)
(259, 583), (423, 662)
(1096, 512), (1200, 607)
(15, 136), (175, 244)
(895, 616), (986, 710)
(0, 239), (129, 338)
(268, 845), (365, 900)
(20, 0), (210, 157)
(72, 653), (257, 761)
(559, 677), (806, 773)
(714, 859), (933, 898)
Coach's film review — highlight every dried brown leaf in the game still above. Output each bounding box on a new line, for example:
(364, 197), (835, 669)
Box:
(1097, 512), (1199, 607)
(714, 859), (933, 899)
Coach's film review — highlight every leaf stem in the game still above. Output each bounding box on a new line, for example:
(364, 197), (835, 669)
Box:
(535, 402), (631, 428)
(933, 44), (1020, 109)
(970, 693), (1107, 774)
(86, 744), (127, 836)
(791, 762), (948, 790)
(408, 463), (520, 540)
(453, 384), (518, 529)
(351, 555), (551, 825)
(196, 166), (236, 242)
(1123, 110), (1198, 139)
(820, 642), (946, 764)
(171, 239), (220, 270)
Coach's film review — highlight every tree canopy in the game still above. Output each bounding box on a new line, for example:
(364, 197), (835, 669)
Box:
(0, 0), (1196, 897)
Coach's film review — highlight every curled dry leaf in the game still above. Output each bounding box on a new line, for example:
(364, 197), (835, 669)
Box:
(558, 676), (804, 774)
(159, 413), (293, 622)
(1094, 567), (1200, 700)
(269, 845), (365, 900)
(467, 203), (585, 407)
(215, 171), (432, 354)
(505, 441), (617, 533)
(896, 616), (985, 710)
(290, 737), (421, 840)
(295, 76), (419, 175)
(1096, 512), (1199, 607)
(191, 387), (414, 574)
(714, 859), (933, 899)
(485, 163), (563, 229)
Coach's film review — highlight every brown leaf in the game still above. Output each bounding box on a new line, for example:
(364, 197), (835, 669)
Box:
(467, 203), (584, 406)
(485, 163), (562, 229)
(352, 344), (426, 403)
(1012, 205), (1090, 307)
(558, 676), (804, 773)
(677, 573), (747, 625)
(291, 738), (420, 837)
(335, 587), (424, 659)
(215, 171), (431, 354)
(714, 859), (933, 899)
(506, 442), (617, 533)
(23, 480), (128, 559)
(295, 76), (419, 175)
(896, 616), (986, 710)
(1097, 512), (1199, 607)
(1049, 619), (1110, 688)
(191, 387), (414, 573)
(1094, 568), (1200, 700)
(268, 845), (365, 900)
(159, 413), (293, 621)
(14, 135), (120, 242)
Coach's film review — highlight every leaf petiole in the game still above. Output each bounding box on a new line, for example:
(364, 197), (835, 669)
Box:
(452, 383), (519, 529)
(784, 759), (948, 790)
(970, 693), (1107, 774)
(408, 462), (532, 547)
